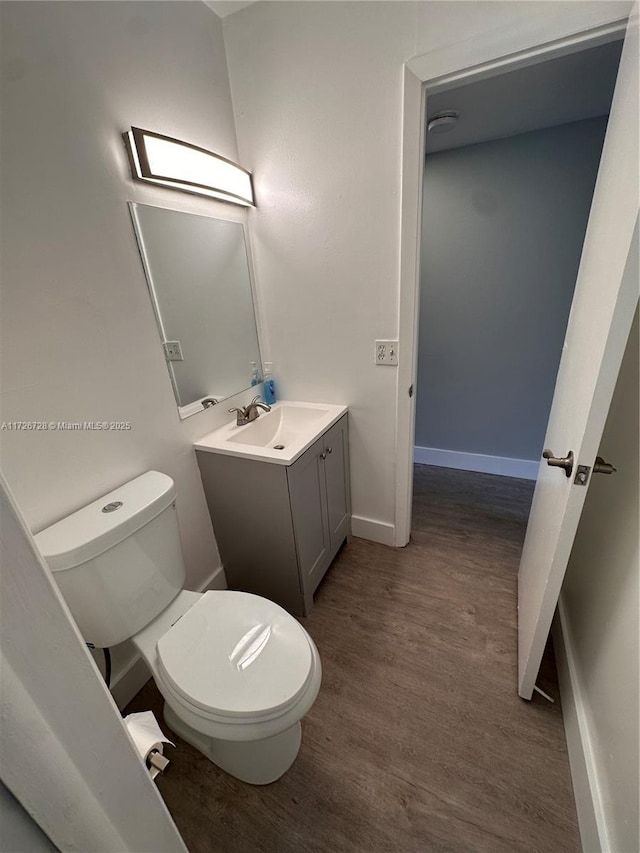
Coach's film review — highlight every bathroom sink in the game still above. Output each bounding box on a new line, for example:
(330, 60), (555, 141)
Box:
(227, 405), (328, 448)
(194, 401), (347, 465)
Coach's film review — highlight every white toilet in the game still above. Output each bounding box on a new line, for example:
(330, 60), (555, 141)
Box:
(34, 470), (322, 785)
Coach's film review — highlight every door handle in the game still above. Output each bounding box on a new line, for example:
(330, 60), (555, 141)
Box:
(543, 449), (574, 477)
(593, 456), (617, 475)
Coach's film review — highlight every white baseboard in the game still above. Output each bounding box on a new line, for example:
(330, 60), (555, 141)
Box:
(351, 515), (395, 547)
(110, 564), (227, 710)
(414, 445), (538, 480)
(554, 596), (607, 853)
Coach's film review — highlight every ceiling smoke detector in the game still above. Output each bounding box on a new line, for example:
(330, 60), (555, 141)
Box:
(427, 111), (459, 134)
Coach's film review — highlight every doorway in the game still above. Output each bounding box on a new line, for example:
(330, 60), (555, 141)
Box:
(413, 39), (623, 500)
(394, 9), (630, 548)
(396, 19), (637, 846)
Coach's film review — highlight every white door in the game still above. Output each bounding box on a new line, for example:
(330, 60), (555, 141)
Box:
(518, 8), (639, 700)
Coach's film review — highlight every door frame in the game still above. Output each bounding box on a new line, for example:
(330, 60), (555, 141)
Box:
(394, 5), (631, 547)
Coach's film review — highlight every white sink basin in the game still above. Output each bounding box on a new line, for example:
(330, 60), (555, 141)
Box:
(194, 401), (348, 465)
(226, 404), (328, 448)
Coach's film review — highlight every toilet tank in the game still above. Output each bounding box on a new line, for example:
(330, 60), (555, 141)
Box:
(34, 471), (186, 648)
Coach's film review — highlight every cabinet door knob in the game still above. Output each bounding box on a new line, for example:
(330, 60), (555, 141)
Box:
(326, 447), (333, 454)
(320, 452), (327, 460)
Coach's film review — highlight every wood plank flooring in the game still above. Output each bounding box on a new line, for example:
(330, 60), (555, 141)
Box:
(125, 465), (579, 853)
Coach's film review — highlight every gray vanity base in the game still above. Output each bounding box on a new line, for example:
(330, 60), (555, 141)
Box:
(196, 414), (351, 616)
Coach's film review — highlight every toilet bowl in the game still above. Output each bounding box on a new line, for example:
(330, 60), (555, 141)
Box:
(132, 588), (322, 784)
(34, 470), (321, 784)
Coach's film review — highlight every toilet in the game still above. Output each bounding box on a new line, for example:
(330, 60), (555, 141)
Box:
(34, 470), (322, 785)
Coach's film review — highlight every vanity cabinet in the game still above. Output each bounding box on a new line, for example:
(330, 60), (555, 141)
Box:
(196, 414), (350, 616)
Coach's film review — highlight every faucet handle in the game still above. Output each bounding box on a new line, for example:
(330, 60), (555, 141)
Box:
(228, 407), (244, 415)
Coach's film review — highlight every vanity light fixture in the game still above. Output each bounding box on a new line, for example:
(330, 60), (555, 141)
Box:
(123, 127), (254, 207)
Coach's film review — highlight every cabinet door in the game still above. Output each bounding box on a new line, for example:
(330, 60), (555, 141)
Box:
(322, 416), (351, 553)
(197, 450), (305, 615)
(287, 439), (330, 599)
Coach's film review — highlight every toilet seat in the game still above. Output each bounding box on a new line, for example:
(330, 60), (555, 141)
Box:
(157, 590), (314, 723)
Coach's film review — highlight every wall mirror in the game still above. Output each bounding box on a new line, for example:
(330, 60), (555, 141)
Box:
(129, 202), (262, 418)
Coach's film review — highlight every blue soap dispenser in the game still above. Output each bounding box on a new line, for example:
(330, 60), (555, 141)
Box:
(263, 362), (277, 405)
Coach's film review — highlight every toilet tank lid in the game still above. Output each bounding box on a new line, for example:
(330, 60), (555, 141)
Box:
(34, 471), (176, 572)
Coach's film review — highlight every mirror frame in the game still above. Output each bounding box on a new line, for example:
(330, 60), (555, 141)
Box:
(128, 201), (265, 419)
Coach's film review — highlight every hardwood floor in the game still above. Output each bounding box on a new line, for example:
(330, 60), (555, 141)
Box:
(125, 465), (579, 853)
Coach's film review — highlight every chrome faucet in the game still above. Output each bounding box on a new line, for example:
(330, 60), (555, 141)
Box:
(228, 395), (271, 426)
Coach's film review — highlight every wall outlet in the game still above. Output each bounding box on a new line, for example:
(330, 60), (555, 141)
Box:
(375, 340), (398, 366)
(163, 341), (184, 362)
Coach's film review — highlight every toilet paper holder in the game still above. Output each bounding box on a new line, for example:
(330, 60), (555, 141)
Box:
(123, 710), (174, 780)
(147, 749), (170, 775)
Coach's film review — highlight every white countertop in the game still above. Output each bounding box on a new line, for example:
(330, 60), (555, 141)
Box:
(194, 400), (348, 465)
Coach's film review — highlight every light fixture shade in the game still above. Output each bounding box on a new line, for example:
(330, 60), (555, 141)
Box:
(123, 127), (254, 207)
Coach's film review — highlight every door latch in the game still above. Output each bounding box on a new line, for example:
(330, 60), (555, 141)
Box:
(574, 465), (590, 486)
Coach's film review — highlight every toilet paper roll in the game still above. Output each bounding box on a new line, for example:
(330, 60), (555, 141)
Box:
(124, 711), (175, 779)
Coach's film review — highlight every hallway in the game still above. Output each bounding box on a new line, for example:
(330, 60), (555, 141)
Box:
(126, 466), (578, 852)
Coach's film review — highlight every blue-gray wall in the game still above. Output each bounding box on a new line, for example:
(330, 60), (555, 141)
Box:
(416, 117), (607, 462)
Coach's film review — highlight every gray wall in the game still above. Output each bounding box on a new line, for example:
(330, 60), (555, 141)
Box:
(0, 0), (237, 566)
(0, 782), (57, 853)
(0, 0), (248, 703)
(561, 308), (639, 852)
(416, 117), (608, 461)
